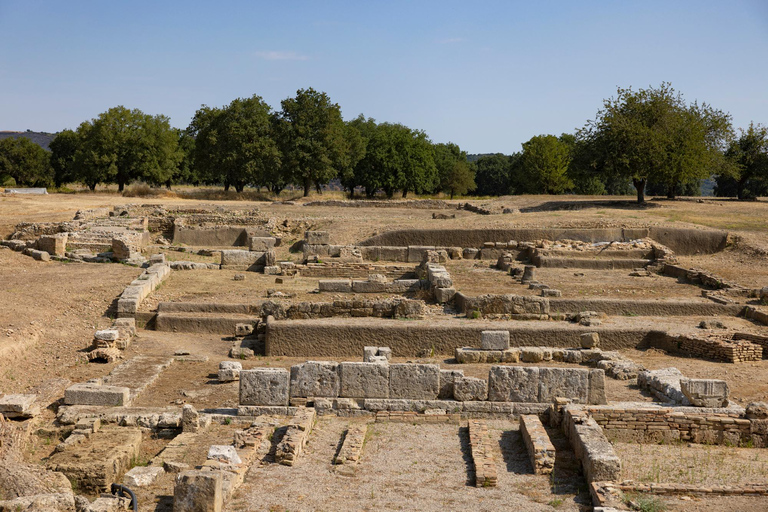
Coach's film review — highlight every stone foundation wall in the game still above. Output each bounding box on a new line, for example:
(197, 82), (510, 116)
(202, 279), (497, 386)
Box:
(116, 263), (171, 317)
(649, 332), (762, 363)
(574, 403), (768, 448)
(562, 408), (622, 482)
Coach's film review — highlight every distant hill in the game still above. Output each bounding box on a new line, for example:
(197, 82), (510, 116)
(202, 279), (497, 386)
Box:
(0, 131), (56, 151)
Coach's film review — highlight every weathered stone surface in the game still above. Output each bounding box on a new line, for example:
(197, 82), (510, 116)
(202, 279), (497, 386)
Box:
(453, 377), (488, 401)
(488, 366), (539, 402)
(289, 361), (340, 398)
(588, 369), (607, 405)
(481, 330), (510, 350)
(394, 299), (426, 319)
(567, 413), (621, 482)
(182, 404), (200, 433)
(94, 329), (119, 342)
(339, 362), (389, 398)
(207, 445), (242, 464)
(239, 368), (290, 406)
(520, 414), (555, 475)
(580, 332), (600, 349)
(123, 465), (164, 487)
(0, 393), (37, 418)
(747, 402), (768, 419)
(319, 279), (352, 293)
(174, 470), (223, 512)
(249, 236), (276, 251)
(434, 287), (456, 303)
(305, 231), (330, 245)
(680, 378), (729, 407)
(521, 347), (544, 363)
(0, 493), (76, 511)
(521, 265), (536, 283)
(538, 367), (589, 403)
(218, 361), (242, 383)
(64, 383), (130, 406)
(438, 369), (464, 399)
(37, 233), (68, 256)
(220, 249), (263, 268)
(563, 349), (584, 363)
(389, 364), (440, 399)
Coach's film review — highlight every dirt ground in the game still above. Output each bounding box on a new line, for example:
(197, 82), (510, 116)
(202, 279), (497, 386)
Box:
(2, 192), (768, 510)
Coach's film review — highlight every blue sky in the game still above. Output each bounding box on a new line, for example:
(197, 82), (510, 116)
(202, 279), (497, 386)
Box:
(1, 1), (767, 154)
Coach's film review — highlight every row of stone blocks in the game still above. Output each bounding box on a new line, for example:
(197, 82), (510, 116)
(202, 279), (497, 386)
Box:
(468, 419), (497, 487)
(239, 363), (607, 406)
(520, 414), (556, 475)
(116, 262), (171, 316)
(318, 277), (423, 294)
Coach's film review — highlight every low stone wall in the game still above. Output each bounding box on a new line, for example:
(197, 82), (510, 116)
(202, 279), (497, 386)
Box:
(734, 332), (768, 358)
(549, 298), (743, 317)
(275, 408), (316, 466)
(297, 263), (415, 278)
(468, 420), (497, 487)
(116, 263), (171, 317)
(533, 256), (651, 270)
(520, 414), (555, 475)
(577, 403), (764, 447)
(745, 306), (768, 326)
(562, 407), (621, 483)
(318, 278), (423, 294)
(662, 263), (744, 289)
(265, 318), (657, 357)
(648, 332), (762, 363)
(239, 363), (605, 407)
(455, 293), (549, 317)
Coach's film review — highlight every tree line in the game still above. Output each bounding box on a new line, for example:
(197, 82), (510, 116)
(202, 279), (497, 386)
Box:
(1, 83), (767, 201)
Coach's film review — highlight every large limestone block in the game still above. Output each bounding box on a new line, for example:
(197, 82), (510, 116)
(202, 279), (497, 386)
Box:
(318, 280), (352, 293)
(588, 369), (607, 405)
(434, 287), (456, 303)
(65, 383), (130, 406)
(481, 330), (510, 350)
(488, 366), (539, 402)
(124, 466), (164, 487)
(289, 361), (340, 398)
(407, 245), (436, 263)
(239, 368), (289, 406)
(580, 332), (600, 349)
(680, 378), (729, 407)
(538, 368), (589, 403)
(389, 364), (440, 399)
(453, 377), (488, 401)
(339, 362), (390, 398)
(220, 250), (264, 267)
(438, 369), (464, 399)
(305, 231), (330, 245)
(174, 470), (223, 512)
(378, 246), (408, 262)
(0, 394), (37, 418)
(249, 236), (276, 251)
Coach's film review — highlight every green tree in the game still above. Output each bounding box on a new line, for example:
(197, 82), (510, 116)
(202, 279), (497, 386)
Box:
(277, 88), (346, 197)
(433, 142), (475, 198)
(715, 122), (768, 199)
(473, 153), (516, 196)
(577, 83), (732, 203)
(49, 129), (80, 188)
(190, 96), (280, 192)
(517, 134), (573, 194)
(0, 136), (52, 187)
(337, 118), (368, 198)
(72, 106), (181, 191)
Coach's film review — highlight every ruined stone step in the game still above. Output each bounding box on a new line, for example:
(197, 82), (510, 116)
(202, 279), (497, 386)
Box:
(155, 312), (259, 334)
(103, 355), (175, 402)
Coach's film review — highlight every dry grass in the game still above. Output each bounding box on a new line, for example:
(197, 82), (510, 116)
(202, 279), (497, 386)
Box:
(615, 442), (768, 486)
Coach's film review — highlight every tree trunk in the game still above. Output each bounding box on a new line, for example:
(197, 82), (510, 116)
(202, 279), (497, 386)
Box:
(737, 179), (746, 200)
(303, 178), (311, 197)
(235, 183), (244, 193)
(666, 183), (676, 199)
(89, 182), (97, 191)
(224, 182), (230, 192)
(315, 181), (323, 194)
(118, 180), (125, 193)
(384, 187), (393, 199)
(632, 178), (647, 203)
(402, 189), (408, 198)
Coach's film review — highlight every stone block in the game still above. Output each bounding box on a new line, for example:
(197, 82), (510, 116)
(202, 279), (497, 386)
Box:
(249, 236), (276, 251)
(541, 289), (562, 297)
(239, 368), (290, 406)
(235, 323), (253, 337)
(289, 361), (340, 398)
(94, 329), (119, 342)
(352, 280), (387, 293)
(319, 280), (352, 293)
(0, 394), (37, 418)
(305, 231), (330, 245)
(394, 299), (426, 319)
(538, 368), (589, 403)
(339, 362), (389, 398)
(563, 349), (583, 363)
(521, 347), (544, 363)
(123, 466), (164, 487)
(453, 377), (488, 401)
(38, 233), (67, 257)
(64, 383), (130, 406)
(378, 246), (409, 262)
(481, 330), (510, 350)
(680, 378), (729, 407)
(580, 332), (600, 349)
(488, 366), (539, 402)
(220, 250), (263, 268)
(264, 265), (281, 275)
(218, 361), (242, 383)
(588, 369), (607, 405)
(174, 470), (223, 512)
(182, 404), (200, 433)
(434, 287), (456, 303)
(439, 369), (464, 399)
(463, 248), (480, 259)
(408, 245), (436, 263)
(389, 364), (440, 399)
(207, 445), (242, 464)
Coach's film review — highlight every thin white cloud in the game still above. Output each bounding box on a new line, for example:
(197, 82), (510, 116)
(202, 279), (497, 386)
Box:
(437, 37), (467, 44)
(255, 51), (309, 61)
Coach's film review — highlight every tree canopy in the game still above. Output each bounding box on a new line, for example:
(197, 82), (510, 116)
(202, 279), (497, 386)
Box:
(716, 122), (768, 199)
(0, 136), (51, 187)
(576, 83), (733, 202)
(433, 142), (475, 198)
(517, 134), (573, 194)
